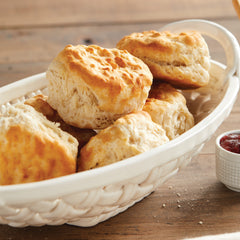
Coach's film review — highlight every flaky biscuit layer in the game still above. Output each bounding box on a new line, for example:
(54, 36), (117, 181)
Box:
(78, 111), (169, 171)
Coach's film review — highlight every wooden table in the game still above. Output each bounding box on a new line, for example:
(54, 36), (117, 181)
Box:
(0, 1), (240, 239)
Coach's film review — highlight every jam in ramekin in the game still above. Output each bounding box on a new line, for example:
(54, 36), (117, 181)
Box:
(220, 133), (240, 154)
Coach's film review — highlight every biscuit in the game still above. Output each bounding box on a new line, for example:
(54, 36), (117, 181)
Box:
(46, 44), (153, 129)
(0, 103), (78, 185)
(78, 111), (169, 171)
(116, 30), (210, 89)
(143, 82), (194, 140)
(25, 94), (96, 150)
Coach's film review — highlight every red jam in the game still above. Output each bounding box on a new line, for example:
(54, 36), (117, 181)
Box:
(220, 133), (240, 154)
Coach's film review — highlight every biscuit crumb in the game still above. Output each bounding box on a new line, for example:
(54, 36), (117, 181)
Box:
(162, 203), (166, 208)
(198, 221), (203, 225)
(176, 193), (181, 197)
(177, 204), (181, 208)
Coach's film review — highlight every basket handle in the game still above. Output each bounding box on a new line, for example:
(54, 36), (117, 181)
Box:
(160, 19), (240, 84)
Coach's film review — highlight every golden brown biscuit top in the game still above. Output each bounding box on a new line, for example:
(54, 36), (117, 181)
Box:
(116, 30), (210, 74)
(117, 30), (205, 52)
(53, 44), (153, 110)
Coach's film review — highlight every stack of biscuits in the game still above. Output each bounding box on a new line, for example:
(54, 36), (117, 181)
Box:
(0, 30), (210, 185)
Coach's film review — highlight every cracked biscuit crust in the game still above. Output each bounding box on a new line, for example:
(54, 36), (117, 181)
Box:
(117, 30), (210, 89)
(47, 44), (153, 129)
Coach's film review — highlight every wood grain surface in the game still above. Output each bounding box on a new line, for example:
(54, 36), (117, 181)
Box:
(0, 0), (240, 239)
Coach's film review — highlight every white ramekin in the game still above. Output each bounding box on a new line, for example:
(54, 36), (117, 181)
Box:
(216, 130), (240, 192)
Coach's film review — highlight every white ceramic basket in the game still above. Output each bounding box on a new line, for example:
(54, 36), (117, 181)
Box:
(0, 20), (239, 228)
